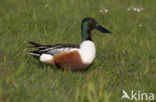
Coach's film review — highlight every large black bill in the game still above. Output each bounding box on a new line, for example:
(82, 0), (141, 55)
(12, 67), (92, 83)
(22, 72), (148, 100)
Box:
(97, 24), (111, 33)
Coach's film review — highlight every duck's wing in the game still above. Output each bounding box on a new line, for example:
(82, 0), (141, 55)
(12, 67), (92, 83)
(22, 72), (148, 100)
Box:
(28, 42), (79, 58)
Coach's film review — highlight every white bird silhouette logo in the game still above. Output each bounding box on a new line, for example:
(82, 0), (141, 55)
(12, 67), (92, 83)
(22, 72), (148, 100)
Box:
(121, 90), (130, 100)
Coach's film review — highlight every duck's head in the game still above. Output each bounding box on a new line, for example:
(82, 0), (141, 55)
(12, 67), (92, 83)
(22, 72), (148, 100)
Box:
(81, 17), (111, 41)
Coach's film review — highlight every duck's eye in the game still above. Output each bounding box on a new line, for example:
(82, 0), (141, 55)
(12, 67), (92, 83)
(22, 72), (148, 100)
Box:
(88, 20), (92, 23)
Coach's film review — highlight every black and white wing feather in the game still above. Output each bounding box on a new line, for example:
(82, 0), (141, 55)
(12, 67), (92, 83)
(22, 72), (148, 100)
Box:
(28, 42), (79, 58)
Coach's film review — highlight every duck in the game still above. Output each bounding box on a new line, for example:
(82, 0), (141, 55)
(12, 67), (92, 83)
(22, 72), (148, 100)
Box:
(29, 17), (111, 71)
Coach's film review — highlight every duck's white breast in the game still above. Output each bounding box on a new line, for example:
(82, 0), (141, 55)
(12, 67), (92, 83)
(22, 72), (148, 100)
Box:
(78, 40), (96, 64)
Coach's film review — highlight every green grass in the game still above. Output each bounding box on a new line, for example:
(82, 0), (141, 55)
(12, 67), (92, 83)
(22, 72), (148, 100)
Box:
(0, 0), (156, 102)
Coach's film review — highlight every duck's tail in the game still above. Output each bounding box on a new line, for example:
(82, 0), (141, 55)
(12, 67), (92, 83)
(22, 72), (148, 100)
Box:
(29, 41), (42, 48)
(28, 42), (42, 59)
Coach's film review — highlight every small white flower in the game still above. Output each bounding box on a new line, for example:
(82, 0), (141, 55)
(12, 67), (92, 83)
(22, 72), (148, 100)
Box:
(104, 9), (108, 13)
(133, 8), (137, 11)
(127, 8), (130, 11)
(137, 9), (141, 12)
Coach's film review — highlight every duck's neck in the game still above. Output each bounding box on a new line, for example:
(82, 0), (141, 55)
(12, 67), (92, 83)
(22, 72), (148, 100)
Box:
(81, 22), (92, 41)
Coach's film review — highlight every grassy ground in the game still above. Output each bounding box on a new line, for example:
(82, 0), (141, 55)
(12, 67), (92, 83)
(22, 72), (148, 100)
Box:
(0, 0), (156, 102)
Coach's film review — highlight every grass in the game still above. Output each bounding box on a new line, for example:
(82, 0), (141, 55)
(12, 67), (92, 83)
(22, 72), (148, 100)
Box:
(0, 0), (156, 102)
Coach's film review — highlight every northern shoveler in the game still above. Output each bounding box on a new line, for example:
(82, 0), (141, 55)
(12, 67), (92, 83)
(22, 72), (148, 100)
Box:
(29, 17), (111, 71)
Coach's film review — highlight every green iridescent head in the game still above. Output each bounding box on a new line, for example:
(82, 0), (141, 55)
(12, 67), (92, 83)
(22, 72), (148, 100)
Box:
(81, 17), (111, 41)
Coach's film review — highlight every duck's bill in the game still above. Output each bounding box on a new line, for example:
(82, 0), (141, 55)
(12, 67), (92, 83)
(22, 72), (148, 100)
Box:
(96, 24), (111, 33)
